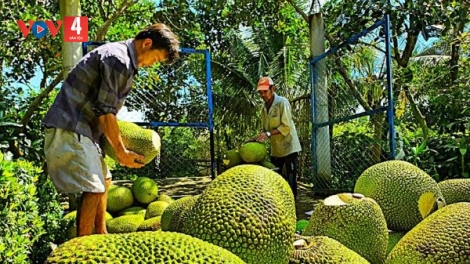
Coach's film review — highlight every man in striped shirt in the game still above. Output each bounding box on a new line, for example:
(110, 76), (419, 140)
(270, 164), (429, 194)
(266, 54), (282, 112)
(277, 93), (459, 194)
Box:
(43, 23), (179, 236)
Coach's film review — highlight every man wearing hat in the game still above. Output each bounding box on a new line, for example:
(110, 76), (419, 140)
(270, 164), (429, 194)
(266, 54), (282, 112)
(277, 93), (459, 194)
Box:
(252, 76), (302, 199)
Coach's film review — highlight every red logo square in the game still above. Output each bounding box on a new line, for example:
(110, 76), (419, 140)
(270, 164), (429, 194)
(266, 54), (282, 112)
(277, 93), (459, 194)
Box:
(63, 16), (88, 42)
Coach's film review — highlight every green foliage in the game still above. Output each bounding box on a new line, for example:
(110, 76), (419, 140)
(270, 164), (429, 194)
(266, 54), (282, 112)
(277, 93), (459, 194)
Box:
(0, 86), (57, 163)
(157, 126), (210, 177)
(330, 119), (385, 191)
(399, 128), (469, 181)
(30, 173), (68, 263)
(0, 159), (45, 263)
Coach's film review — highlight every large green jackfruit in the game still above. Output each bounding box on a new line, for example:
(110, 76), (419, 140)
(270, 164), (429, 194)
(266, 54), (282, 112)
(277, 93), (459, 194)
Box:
(238, 142), (267, 163)
(303, 193), (388, 264)
(182, 164), (296, 264)
(46, 231), (246, 263)
(289, 235), (370, 264)
(161, 195), (199, 232)
(132, 176), (159, 204)
(438, 178), (470, 204)
(103, 121), (161, 165)
(354, 160), (445, 231)
(386, 202), (470, 264)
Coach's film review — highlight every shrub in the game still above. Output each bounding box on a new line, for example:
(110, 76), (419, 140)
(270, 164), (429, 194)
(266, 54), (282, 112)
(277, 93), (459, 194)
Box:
(0, 159), (45, 263)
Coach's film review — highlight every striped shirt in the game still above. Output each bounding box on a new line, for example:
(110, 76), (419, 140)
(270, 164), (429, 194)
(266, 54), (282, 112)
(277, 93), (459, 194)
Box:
(43, 39), (139, 142)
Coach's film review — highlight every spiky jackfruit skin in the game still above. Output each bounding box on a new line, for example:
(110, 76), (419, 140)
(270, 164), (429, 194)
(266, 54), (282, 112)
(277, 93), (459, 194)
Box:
(103, 121), (161, 165)
(289, 236), (370, 264)
(387, 231), (407, 255)
(161, 195), (199, 232)
(223, 149), (243, 168)
(106, 214), (145, 233)
(354, 160), (445, 231)
(145, 201), (169, 219)
(132, 176), (159, 204)
(46, 231), (246, 264)
(386, 202), (470, 264)
(303, 193), (388, 264)
(238, 142), (267, 163)
(438, 178), (470, 204)
(137, 216), (162, 231)
(181, 164), (296, 264)
(106, 185), (134, 213)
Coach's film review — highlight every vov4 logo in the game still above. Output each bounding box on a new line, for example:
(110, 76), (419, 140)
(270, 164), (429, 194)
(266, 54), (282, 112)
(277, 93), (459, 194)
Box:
(16, 16), (88, 42)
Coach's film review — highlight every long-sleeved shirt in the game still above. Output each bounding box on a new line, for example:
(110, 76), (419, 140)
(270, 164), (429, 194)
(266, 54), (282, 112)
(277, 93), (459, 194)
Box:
(261, 94), (302, 157)
(43, 39), (139, 142)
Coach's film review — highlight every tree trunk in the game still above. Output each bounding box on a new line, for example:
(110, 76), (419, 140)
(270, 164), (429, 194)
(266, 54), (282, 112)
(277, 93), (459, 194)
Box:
(403, 85), (428, 138)
(309, 12), (332, 182)
(60, 0), (82, 211)
(449, 20), (465, 83)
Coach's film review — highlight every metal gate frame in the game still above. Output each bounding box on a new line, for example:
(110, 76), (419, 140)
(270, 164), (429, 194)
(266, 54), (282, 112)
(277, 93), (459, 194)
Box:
(309, 15), (396, 192)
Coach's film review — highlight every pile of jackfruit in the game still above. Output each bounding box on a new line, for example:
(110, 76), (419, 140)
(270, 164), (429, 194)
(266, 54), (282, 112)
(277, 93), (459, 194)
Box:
(49, 160), (470, 264)
(62, 176), (180, 238)
(223, 142), (277, 169)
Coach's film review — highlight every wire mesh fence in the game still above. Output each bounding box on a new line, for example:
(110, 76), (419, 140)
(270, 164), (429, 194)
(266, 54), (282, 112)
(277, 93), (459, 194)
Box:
(306, 16), (395, 194)
(154, 126), (212, 178)
(108, 50), (214, 180)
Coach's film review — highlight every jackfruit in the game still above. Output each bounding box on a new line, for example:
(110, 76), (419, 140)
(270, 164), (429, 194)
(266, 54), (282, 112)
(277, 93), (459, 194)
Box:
(46, 231), (246, 263)
(118, 206), (146, 217)
(161, 195), (199, 232)
(132, 176), (158, 204)
(438, 178), (470, 204)
(106, 185), (134, 213)
(303, 193), (388, 264)
(106, 214), (145, 233)
(290, 235), (370, 264)
(354, 160), (445, 231)
(223, 149), (243, 168)
(103, 155), (117, 170)
(145, 200), (169, 219)
(137, 216), (162, 231)
(238, 142), (267, 163)
(181, 164), (296, 264)
(386, 202), (470, 264)
(103, 121), (161, 165)
(158, 193), (175, 204)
